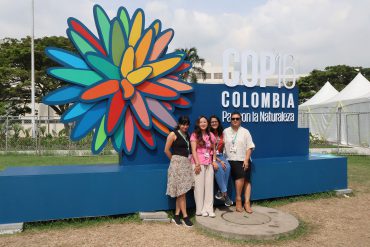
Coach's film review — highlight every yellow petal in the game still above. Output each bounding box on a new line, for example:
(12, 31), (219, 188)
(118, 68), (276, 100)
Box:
(147, 56), (182, 79)
(120, 46), (134, 77)
(129, 10), (143, 47)
(127, 66), (153, 85)
(152, 20), (160, 36)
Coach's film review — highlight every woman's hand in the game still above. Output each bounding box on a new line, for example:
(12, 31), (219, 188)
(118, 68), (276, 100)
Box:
(194, 164), (201, 175)
(243, 159), (249, 171)
(212, 161), (218, 171)
(221, 161), (226, 171)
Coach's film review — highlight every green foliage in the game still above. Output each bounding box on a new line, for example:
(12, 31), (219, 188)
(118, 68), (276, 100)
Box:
(38, 125), (47, 137)
(309, 133), (329, 145)
(297, 65), (370, 104)
(0, 36), (76, 116)
(10, 123), (24, 139)
(175, 47), (206, 83)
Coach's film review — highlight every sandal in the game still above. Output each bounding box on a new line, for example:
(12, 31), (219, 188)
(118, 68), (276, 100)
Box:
(235, 199), (243, 212)
(244, 201), (253, 214)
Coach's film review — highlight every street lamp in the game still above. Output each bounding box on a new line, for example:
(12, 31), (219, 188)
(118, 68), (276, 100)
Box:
(31, 0), (36, 137)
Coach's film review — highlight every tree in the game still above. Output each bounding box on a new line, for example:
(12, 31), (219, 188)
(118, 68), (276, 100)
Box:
(297, 65), (370, 104)
(0, 36), (76, 116)
(175, 47), (206, 83)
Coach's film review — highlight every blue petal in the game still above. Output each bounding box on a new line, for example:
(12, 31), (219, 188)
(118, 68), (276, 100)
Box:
(43, 86), (84, 105)
(45, 47), (89, 69)
(71, 101), (107, 141)
(61, 102), (95, 122)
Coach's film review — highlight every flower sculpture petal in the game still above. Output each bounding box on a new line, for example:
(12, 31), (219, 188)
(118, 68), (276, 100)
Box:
(43, 5), (193, 154)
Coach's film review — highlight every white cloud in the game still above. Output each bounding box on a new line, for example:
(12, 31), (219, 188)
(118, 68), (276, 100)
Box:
(1, 0), (370, 73)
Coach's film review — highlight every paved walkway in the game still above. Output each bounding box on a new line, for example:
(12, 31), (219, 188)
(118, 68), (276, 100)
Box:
(310, 147), (370, 155)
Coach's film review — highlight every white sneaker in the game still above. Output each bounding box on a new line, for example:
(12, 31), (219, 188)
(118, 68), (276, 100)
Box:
(201, 212), (209, 217)
(208, 212), (216, 218)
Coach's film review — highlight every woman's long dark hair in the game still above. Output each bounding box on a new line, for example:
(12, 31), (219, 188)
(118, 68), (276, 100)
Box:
(175, 116), (190, 130)
(193, 115), (210, 146)
(209, 115), (223, 136)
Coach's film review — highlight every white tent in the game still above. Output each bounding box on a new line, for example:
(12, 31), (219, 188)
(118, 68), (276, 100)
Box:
(298, 81), (339, 141)
(339, 92), (370, 146)
(324, 73), (370, 104)
(299, 81), (338, 108)
(299, 73), (370, 147)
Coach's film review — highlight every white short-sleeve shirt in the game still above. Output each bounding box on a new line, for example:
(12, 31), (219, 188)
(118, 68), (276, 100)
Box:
(223, 126), (255, 161)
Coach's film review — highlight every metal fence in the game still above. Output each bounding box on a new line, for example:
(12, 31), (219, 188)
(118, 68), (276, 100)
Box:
(0, 116), (115, 154)
(298, 111), (370, 148)
(1, 113), (368, 153)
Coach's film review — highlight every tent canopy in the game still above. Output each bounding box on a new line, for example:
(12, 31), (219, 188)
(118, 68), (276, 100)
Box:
(325, 73), (370, 104)
(299, 81), (338, 108)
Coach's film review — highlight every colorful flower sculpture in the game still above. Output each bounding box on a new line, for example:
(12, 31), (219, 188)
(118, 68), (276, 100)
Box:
(43, 5), (193, 154)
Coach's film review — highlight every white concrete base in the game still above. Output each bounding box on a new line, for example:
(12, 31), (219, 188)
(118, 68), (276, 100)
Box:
(335, 188), (353, 196)
(0, 223), (23, 235)
(139, 211), (170, 222)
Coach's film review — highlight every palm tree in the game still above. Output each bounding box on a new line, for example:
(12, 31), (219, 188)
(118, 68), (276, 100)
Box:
(175, 47), (206, 83)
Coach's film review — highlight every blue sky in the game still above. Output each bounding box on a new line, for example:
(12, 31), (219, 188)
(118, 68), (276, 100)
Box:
(1, 0), (370, 73)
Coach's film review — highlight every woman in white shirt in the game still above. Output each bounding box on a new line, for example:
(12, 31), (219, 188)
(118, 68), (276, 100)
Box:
(223, 112), (255, 213)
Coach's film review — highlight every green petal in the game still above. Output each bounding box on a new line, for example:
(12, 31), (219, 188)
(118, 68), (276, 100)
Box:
(113, 120), (124, 150)
(118, 7), (130, 38)
(94, 5), (111, 56)
(94, 115), (108, 152)
(49, 68), (103, 86)
(69, 30), (98, 56)
(86, 53), (121, 79)
(111, 19), (126, 67)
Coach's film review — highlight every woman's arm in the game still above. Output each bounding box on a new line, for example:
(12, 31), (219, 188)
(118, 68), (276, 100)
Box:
(164, 132), (176, 160)
(212, 137), (218, 171)
(191, 140), (201, 174)
(243, 148), (253, 170)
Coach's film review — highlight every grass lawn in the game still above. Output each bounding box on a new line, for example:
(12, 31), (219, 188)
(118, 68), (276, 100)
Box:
(347, 155), (370, 193)
(0, 154), (118, 171)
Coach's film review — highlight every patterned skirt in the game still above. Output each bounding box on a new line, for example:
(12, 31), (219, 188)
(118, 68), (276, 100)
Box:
(166, 155), (194, 198)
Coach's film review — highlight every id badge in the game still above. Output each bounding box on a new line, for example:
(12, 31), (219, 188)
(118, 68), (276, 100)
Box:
(230, 146), (237, 153)
(204, 152), (210, 159)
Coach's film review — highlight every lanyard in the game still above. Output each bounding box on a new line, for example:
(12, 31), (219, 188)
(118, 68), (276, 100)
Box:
(178, 130), (189, 151)
(214, 134), (220, 151)
(232, 128), (239, 145)
(204, 134), (212, 152)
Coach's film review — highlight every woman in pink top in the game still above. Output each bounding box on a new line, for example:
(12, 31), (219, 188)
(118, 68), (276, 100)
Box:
(190, 116), (217, 217)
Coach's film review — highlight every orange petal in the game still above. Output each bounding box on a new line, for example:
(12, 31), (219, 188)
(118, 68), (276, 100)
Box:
(171, 97), (190, 107)
(81, 80), (119, 101)
(136, 81), (178, 99)
(153, 117), (170, 135)
(161, 102), (173, 111)
(135, 29), (153, 68)
(120, 79), (135, 99)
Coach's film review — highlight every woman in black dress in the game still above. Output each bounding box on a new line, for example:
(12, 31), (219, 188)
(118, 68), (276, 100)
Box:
(164, 116), (194, 227)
